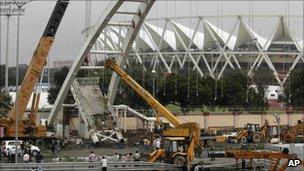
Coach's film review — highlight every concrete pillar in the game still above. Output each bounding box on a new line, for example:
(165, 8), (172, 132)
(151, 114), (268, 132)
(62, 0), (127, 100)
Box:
(203, 112), (209, 130)
(286, 106), (293, 126)
(233, 112), (239, 129)
(261, 113), (266, 126)
(123, 109), (127, 132)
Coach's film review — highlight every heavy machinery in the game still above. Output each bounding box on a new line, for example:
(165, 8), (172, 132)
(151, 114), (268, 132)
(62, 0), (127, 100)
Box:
(226, 149), (304, 171)
(105, 59), (201, 165)
(232, 120), (269, 143)
(0, 0), (69, 143)
(280, 120), (304, 143)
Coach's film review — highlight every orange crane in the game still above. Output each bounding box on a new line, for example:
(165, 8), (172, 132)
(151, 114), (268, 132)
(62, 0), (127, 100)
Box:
(0, 0), (69, 143)
(105, 59), (201, 165)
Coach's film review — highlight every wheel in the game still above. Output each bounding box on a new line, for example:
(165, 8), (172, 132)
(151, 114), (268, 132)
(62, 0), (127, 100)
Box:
(240, 136), (247, 143)
(35, 139), (45, 147)
(252, 134), (261, 143)
(172, 155), (186, 165)
(32, 150), (38, 156)
(282, 148), (289, 154)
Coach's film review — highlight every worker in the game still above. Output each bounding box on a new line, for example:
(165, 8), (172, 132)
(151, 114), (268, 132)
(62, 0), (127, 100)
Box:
(35, 151), (44, 163)
(23, 152), (30, 163)
(155, 137), (161, 150)
(114, 153), (119, 161)
(101, 156), (107, 171)
(133, 151), (140, 161)
(20, 142), (26, 155)
(88, 151), (97, 168)
(127, 153), (133, 161)
(9, 147), (16, 163)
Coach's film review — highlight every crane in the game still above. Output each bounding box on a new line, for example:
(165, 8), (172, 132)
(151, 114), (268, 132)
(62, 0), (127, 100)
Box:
(105, 59), (201, 165)
(0, 0), (69, 143)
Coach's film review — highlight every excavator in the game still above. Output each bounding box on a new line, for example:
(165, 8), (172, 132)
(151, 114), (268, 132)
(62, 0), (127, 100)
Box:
(105, 59), (201, 165)
(0, 0), (69, 144)
(231, 119), (269, 143)
(280, 120), (304, 143)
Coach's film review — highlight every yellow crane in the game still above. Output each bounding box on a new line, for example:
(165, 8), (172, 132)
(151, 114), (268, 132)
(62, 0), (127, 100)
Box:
(105, 59), (201, 165)
(0, 0), (69, 143)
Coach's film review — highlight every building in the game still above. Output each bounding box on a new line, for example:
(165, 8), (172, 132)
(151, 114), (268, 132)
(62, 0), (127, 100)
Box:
(53, 59), (73, 68)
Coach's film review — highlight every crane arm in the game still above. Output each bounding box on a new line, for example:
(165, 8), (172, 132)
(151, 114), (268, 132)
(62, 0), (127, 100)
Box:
(105, 59), (182, 127)
(8, 0), (69, 120)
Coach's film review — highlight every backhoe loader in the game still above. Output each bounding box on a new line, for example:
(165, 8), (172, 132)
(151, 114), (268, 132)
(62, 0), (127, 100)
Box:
(105, 59), (201, 165)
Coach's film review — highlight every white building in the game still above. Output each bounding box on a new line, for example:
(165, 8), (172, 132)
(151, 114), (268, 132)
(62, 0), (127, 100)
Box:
(265, 85), (283, 100)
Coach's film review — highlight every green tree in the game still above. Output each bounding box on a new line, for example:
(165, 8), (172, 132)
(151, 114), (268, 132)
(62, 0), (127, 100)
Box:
(220, 69), (267, 112)
(285, 68), (304, 108)
(0, 90), (12, 116)
(253, 67), (277, 86)
(47, 67), (74, 104)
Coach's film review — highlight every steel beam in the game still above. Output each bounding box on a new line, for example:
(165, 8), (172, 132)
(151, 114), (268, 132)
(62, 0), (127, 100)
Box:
(107, 0), (155, 105)
(48, 1), (125, 125)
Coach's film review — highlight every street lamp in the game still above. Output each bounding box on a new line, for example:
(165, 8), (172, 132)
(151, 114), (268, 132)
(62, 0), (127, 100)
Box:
(1, 0), (31, 163)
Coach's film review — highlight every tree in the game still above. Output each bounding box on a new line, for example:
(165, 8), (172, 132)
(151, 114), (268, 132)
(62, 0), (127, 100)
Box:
(220, 69), (267, 112)
(253, 67), (277, 86)
(47, 67), (74, 104)
(285, 68), (304, 108)
(0, 90), (12, 116)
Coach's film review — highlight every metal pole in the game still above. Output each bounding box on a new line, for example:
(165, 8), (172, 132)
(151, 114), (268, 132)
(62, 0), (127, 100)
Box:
(0, 12), (2, 87)
(15, 7), (21, 163)
(5, 13), (10, 90)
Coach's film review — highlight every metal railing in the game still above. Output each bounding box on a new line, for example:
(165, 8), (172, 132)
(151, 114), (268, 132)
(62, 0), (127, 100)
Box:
(0, 161), (182, 171)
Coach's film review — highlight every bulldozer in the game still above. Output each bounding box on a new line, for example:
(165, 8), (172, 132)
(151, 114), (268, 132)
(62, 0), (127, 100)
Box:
(232, 119), (269, 143)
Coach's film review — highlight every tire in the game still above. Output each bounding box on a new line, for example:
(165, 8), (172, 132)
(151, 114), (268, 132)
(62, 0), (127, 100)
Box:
(172, 155), (186, 165)
(282, 148), (289, 154)
(252, 134), (261, 143)
(240, 136), (247, 143)
(35, 139), (45, 147)
(32, 150), (38, 156)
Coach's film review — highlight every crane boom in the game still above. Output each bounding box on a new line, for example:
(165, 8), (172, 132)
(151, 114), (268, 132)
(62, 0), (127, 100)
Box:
(8, 0), (69, 121)
(105, 59), (182, 127)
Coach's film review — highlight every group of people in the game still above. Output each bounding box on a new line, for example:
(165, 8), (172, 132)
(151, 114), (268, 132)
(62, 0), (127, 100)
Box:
(88, 151), (108, 171)
(4, 142), (44, 163)
(88, 150), (141, 171)
(113, 151), (141, 162)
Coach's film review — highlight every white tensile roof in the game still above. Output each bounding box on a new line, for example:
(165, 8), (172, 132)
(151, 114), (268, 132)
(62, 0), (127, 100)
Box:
(98, 17), (302, 52)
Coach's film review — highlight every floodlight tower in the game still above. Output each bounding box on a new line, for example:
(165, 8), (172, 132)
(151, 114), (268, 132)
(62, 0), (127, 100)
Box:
(0, 1), (26, 90)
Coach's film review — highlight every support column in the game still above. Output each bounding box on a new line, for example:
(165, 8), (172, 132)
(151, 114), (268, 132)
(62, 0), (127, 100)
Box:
(123, 109), (127, 132)
(261, 113), (266, 126)
(203, 112), (209, 130)
(286, 105), (293, 126)
(233, 111), (239, 130)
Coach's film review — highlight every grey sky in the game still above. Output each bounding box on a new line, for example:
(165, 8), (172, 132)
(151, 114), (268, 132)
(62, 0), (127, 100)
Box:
(0, 0), (303, 66)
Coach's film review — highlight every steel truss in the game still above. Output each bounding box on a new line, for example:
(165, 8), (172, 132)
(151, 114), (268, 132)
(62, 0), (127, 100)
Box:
(48, 0), (156, 140)
(92, 15), (303, 102)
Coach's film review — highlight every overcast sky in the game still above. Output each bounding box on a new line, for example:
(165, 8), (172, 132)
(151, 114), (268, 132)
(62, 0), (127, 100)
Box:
(0, 0), (303, 66)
